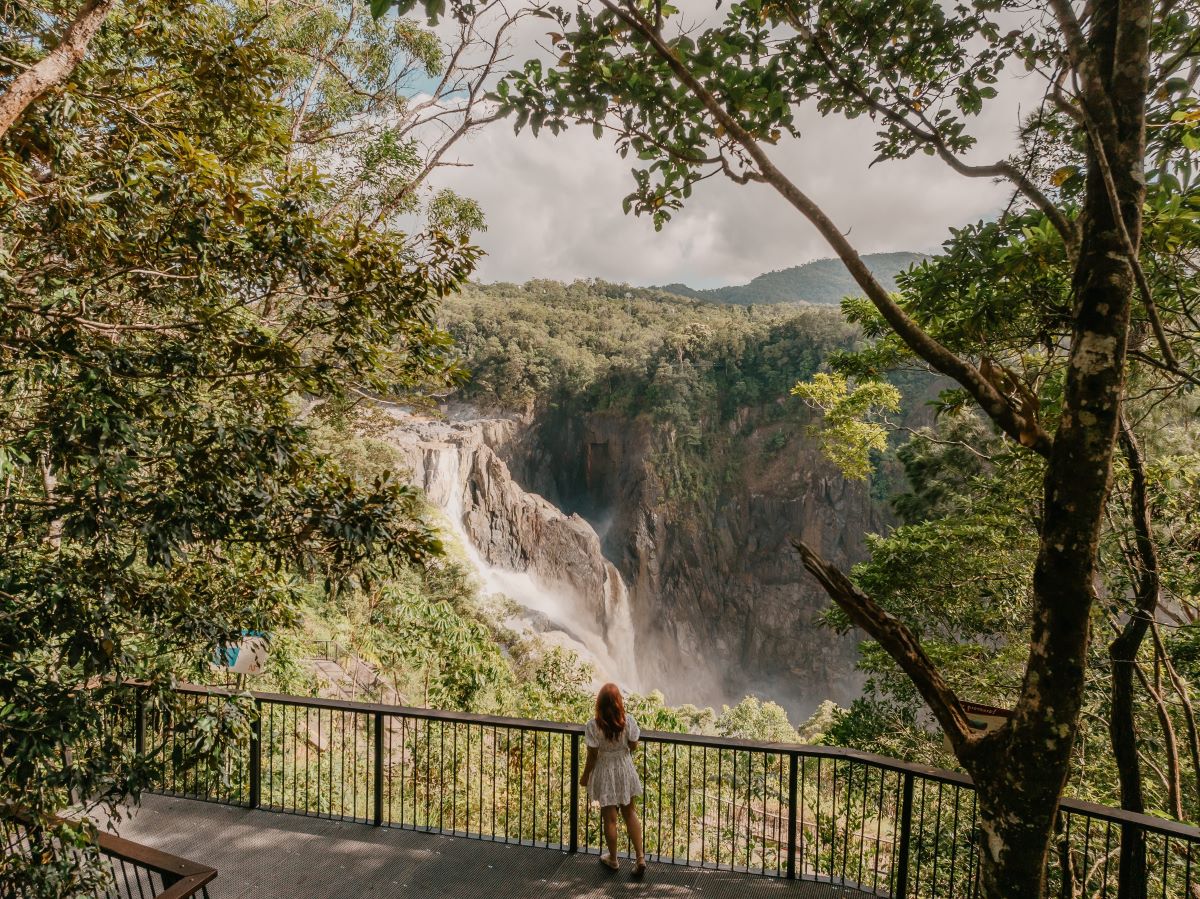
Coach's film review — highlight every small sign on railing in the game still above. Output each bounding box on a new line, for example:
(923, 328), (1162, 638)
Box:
(212, 631), (269, 675)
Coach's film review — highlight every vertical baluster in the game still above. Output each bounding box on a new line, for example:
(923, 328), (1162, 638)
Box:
(569, 732), (580, 853)
(373, 711), (384, 827)
(787, 753), (798, 880)
(894, 771), (915, 899)
(930, 780), (945, 894)
(248, 699), (261, 810)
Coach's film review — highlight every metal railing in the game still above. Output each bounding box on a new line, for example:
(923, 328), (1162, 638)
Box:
(2, 815), (216, 899)
(119, 684), (1200, 897)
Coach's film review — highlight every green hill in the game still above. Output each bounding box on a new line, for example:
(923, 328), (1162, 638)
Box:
(659, 252), (925, 305)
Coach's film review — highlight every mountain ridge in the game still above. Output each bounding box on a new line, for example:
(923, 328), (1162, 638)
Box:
(658, 251), (925, 305)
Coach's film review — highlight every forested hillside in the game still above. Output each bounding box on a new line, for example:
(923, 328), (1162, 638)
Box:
(435, 279), (936, 717)
(658, 252), (925, 305)
(444, 278), (864, 421)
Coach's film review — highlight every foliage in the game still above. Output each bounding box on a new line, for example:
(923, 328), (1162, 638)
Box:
(0, 2), (476, 892)
(827, 399), (1200, 818)
(443, 278), (858, 411)
(252, 0), (518, 238)
(790, 373), (902, 480)
(713, 696), (799, 743)
(440, 278), (907, 505)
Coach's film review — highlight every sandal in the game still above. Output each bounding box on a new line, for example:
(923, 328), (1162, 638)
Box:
(599, 854), (619, 872)
(632, 858), (647, 879)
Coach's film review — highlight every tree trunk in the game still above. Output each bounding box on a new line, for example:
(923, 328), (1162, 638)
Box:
(971, 196), (1137, 897)
(964, 1), (1150, 892)
(1110, 644), (1148, 899)
(1107, 417), (1159, 898)
(971, 770), (1067, 897)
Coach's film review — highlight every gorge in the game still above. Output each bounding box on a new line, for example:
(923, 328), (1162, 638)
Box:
(382, 398), (889, 721)
(364, 275), (943, 721)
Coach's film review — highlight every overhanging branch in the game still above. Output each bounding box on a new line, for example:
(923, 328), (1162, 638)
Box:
(602, 0), (1053, 458)
(790, 538), (975, 755)
(0, 0), (116, 141)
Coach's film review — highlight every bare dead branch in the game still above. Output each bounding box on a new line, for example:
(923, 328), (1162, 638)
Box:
(790, 538), (975, 754)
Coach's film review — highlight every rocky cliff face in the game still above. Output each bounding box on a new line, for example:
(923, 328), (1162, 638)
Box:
(504, 409), (886, 721)
(380, 408), (639, 688)
(382, 402), (886, 721)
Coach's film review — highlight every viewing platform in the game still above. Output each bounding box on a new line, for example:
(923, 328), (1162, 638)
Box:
(111, 794), (869, 898)
(75, 683), (1200, 898)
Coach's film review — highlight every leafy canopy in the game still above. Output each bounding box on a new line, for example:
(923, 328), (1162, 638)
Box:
(0, 1), (475, 890)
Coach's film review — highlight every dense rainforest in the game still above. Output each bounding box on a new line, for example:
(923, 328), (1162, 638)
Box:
(3, 0), (1200, 896)
(436, 274), (1200, 827)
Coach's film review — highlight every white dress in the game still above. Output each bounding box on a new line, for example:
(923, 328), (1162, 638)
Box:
(585, 715), (643, 808)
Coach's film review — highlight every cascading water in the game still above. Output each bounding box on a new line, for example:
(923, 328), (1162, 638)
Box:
(410, 428), (641, 692)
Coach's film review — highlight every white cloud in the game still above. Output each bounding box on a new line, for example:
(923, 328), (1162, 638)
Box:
(423, 6), (1051, 287)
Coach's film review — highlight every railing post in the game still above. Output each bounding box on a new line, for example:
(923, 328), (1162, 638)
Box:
(134, 691), (146, 758)
(248, 698), (261, 810)
(786, 752), (798, 879)
(373, 710), (384, 827)
(895, 771), (915, 898)
(569, 732), (580, 853)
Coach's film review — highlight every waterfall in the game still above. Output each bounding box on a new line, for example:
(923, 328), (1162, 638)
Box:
(417, 438), (641, 692)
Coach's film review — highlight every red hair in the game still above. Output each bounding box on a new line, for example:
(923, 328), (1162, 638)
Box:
(595, 683), (626, 741)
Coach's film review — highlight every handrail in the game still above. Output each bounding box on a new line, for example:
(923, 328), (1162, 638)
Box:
(96, 830), (217, 898)
(122, 681), (1200, 897)
(165, 680), (1200, 841)
(3, 812), (216, 899)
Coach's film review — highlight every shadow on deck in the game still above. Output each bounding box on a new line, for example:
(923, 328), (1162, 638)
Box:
(112, 795), (874, 899)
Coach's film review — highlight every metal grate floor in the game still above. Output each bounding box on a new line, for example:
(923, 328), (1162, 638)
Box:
(107, 795), (875, 899)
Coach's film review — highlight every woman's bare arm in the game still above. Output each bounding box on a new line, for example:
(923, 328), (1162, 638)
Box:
(580, 746), (598, 786)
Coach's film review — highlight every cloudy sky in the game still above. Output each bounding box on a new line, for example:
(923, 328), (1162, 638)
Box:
(423, 6), (1050, 289)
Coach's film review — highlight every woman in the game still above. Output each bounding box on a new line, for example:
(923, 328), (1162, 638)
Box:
(579, 682), (646, 878)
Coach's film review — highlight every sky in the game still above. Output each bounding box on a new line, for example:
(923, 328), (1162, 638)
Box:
(420, 4), (1051, 289)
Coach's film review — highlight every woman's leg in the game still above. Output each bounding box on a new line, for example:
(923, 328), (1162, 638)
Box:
(620, 802), (645, 866)
(602, 806), (620, 866)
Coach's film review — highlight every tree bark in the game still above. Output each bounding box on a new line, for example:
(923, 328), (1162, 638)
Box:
(0, 0), (116, 141)
(970, 0), (1146, 882)
(1107, 417), (1159, 898)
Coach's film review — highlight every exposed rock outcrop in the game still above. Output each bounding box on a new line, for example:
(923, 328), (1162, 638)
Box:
(380, 408), (638, 687)
(382, 402), (886, 721)
(503, 410), (884, 720)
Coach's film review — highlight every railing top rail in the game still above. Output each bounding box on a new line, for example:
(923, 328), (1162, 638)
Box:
(161, 681), (1200, 842)
(98, 830), (218, 897)
(6, 813), (216, 899)
(1057, 795), (1200, 840)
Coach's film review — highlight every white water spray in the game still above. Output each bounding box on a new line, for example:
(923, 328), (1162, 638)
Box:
(420, 439), (640, 692)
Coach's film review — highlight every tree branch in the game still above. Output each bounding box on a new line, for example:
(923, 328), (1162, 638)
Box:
(0, 0), (116, 141)
(790, 538), (975, 755)
(796, 22), (1076, 251)
(603, 0), (1053, 457)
